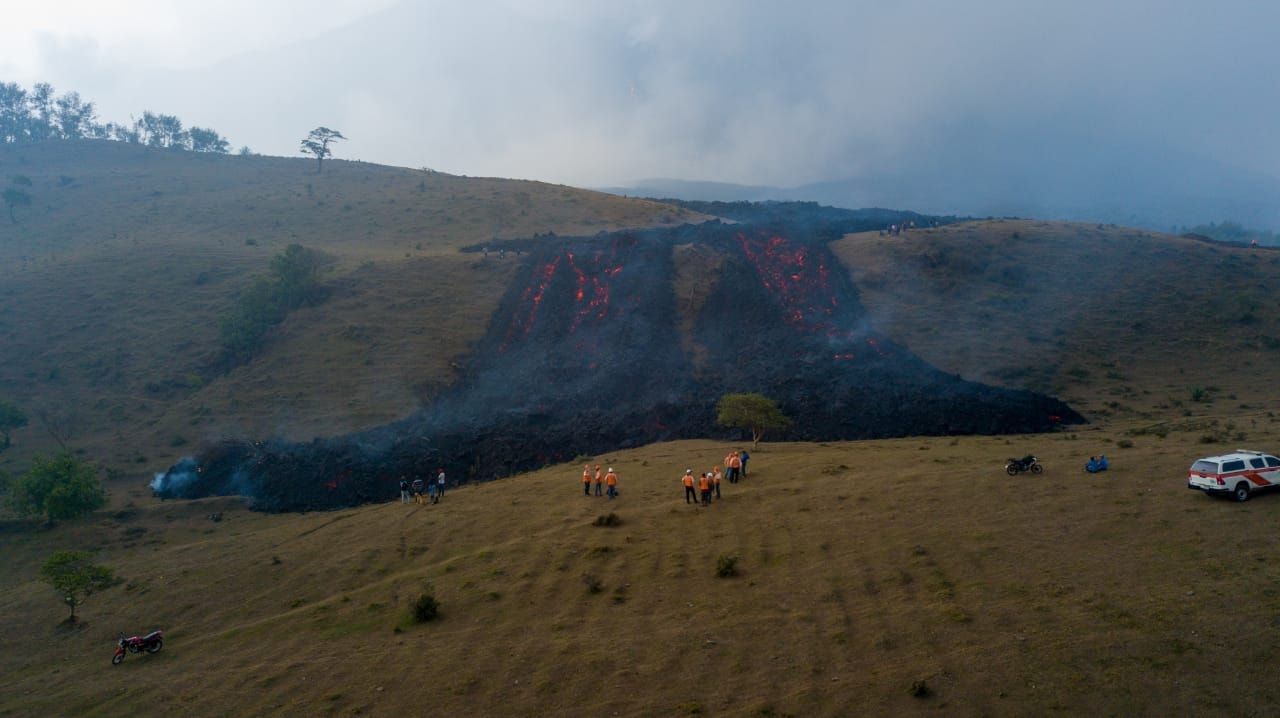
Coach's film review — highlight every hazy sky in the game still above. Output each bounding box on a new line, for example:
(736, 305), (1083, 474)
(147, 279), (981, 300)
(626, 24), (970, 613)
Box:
(3, 1), (1278, 217)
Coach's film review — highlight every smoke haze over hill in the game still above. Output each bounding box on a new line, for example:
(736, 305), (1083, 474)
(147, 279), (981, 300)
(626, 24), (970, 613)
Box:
(4, 1), (1279, 227)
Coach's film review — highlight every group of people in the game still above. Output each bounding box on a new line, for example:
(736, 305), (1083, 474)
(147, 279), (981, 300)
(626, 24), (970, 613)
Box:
(1085, 455), (1110, 473)
(400, 469), (449, 505)
(682, 450), (749, 506)
(581, 464), (620, 499)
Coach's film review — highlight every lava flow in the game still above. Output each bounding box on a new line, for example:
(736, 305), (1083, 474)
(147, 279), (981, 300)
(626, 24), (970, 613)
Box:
(155, 205), (1083, 512)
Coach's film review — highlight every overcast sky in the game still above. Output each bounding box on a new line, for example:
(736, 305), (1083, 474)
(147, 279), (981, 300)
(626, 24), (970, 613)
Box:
(3, 1), (1277, 222)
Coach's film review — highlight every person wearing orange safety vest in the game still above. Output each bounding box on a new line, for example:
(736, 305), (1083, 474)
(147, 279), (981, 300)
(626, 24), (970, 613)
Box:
(726, 452), (742, 484)
(698, 472), (712, 506)
(681, 469), (696, 504)
(594, 464), (604, 497)
(605, 468), (618, 499)
(712, 467), (722, 499)
(582, 464), (592, 496)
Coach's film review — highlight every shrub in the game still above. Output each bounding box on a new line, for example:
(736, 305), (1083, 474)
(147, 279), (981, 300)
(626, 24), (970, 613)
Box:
(715, 554), (739, 578)
(220, 244), (330, 362)
(7, 454), (105, 522)
(582, 573), (604, 594)
(411, 593), (439, 623)
(592, 512), (622, 527)
(1190, 386), (1208, 402)
(909, 679), (931, 698)
(1116, 439), (1134, 449)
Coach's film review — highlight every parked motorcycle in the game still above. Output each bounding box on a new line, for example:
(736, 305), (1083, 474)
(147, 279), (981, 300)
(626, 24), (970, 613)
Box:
(112, 630), (163, 665)
(1005, 455), (1043, 476)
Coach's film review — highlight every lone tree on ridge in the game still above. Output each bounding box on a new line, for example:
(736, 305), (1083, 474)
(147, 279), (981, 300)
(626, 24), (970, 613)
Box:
(300, 127), (346, 173)
(716, 393), (792, 449)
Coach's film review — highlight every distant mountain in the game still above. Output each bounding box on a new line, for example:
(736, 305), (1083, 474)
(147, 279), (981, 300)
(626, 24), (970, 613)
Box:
(603, 132), (1280, 232)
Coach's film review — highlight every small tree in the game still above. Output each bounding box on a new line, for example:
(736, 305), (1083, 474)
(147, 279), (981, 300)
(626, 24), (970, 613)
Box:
(300, 127), (345, 173)
(0, 399), (27, 451)
(716, 393), (792, 449)
(8, 454), (105, 523)
(3, 187), (31, 224)
(39, 551), (114, 622)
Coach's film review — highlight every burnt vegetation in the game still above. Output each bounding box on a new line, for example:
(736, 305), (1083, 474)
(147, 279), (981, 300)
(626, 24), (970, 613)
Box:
(155, 204), (1081, 511)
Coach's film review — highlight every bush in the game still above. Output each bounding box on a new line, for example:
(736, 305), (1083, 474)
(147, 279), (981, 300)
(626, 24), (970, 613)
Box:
(40, 551), (114, 622)
(715, 554), (739, 578)
(909, 679), (931, 698)
(220, 244), (330, 362)
(8, 454), (105, 522)
(582, 573), (604, 594)
(411, 593), (439, 623)
(1116, 439), (1134, 449)
(592, 512), (622, 527)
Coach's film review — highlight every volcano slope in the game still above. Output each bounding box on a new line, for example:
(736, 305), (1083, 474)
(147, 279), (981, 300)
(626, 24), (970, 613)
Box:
(154, 212), (1080, 511)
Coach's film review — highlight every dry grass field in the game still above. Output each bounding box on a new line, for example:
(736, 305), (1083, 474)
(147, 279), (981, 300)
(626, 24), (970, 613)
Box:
(5, 425), (1280, 717)
(4, 146), (1280, 716)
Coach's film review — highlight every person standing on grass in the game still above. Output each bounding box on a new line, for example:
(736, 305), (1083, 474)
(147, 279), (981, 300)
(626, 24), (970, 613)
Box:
(436, 469), (447, 500)
(699, 472), (712, 506)
(583, 463), (593, 496)
(713, 467), (722, 499)
(595, 464), (605, 497)
(682, 470), (697, 504)
(739, 449), (750, 478)
(399, 476), (410, 503)
(411, 476), (426, 505)
(723, 452), (736, 484)
(427, 479), (439, 504)
(605, 468), (618, 499)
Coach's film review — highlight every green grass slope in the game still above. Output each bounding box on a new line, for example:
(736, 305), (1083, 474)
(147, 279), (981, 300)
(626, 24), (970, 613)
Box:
(4, 428), (1280, 716)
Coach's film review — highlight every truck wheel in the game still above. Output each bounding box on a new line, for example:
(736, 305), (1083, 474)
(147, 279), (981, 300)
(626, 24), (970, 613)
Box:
(1234, 483), (1250, 502)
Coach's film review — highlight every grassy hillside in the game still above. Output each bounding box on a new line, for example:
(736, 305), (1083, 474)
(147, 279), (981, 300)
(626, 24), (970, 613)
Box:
(833, 219), (1280, 426)
(0, 141), (704, 472)
(5, 150), (1280, 715)
(5, 426), (1280, 716)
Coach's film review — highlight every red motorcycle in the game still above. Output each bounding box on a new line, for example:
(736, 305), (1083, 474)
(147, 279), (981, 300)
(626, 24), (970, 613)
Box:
(112, 630), (163, 665)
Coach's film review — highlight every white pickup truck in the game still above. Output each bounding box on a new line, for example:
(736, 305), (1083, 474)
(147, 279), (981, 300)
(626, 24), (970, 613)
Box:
(1187, 450), (1280, 502)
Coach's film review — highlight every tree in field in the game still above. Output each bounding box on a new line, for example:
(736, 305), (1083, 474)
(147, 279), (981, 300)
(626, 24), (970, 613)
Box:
(53, 91), (96, 139)
(188, 126), (229, 153)
(3, 187), (31, 224)
(0, 399), (28, 451)
(300, 127), (345, 173)
(7, 454), (106, 523)
(39, 551), (114, 622)
(716, 393), (792, 449)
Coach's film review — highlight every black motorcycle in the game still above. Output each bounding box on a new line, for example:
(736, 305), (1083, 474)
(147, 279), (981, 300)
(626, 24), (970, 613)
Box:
(1005, 455), (1043, 476)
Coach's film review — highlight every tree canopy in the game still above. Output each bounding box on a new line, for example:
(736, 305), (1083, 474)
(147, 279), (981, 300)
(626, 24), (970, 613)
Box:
(0, 399), (28, 451)
(0, 80), (232, 153)
(300, 127), (346, 173)
(39, 551), (114, 622)
(7, 453), (106, 523)
(220, 244), (330, 362)
(715, 393), (792, 448)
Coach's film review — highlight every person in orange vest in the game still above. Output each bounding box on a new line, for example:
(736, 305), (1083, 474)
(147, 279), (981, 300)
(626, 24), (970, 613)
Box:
(605, 467), (618, 499)
(724, 452), (736, 483)
(712, 466), (722, 499)
(582, 464), (592, 496)
(594, 464), (604, 497)
(698, 472), (712, 506)
(681, 469), (696, 504)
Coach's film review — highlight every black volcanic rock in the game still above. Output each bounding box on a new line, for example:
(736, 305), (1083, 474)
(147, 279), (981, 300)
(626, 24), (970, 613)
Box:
(155, 206), (1081, 511)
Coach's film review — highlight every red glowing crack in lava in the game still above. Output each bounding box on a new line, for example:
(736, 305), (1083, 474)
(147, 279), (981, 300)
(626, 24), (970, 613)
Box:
(501, 245), (627, 351)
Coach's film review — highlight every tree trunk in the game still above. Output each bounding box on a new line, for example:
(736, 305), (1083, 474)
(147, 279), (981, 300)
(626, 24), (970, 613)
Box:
(316, 156), (323, 174)
(751, 428), (761, 449)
